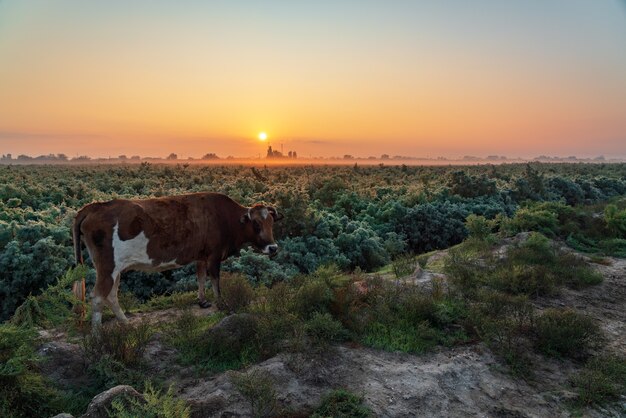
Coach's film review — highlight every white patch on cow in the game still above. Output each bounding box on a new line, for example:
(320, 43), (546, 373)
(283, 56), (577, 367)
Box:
(262, 244), (278, 254)
(261, 208), (269, 219)
(111, 222), (179, 279)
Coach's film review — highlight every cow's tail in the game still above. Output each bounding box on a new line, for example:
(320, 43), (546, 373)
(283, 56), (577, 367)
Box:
(73, 208), (88, 266)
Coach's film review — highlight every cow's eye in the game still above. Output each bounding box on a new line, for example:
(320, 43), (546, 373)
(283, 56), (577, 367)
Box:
(253, 220), (262, 233)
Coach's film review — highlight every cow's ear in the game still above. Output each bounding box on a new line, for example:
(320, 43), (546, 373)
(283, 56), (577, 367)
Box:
(268, 206), (284, 221)
(240, 210), (251, 224)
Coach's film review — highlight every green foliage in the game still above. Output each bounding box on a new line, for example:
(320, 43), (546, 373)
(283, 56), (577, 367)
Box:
(0, 324), (57, 417)
(10, 265), (88, 328)
(194, 314), (260, 373)
(304, 312), (346, 349)
(604, 204), (626, 237)
(391, 253), (417, 279)
(311, 389), (371, 418)
(465, 214), (493, 241)
(164, 311), (224, 364)
(505, 207), (559, 237)
(449, 171), (497, 198)
(362, 320), (440, 354)
(231, 369), (278, 418)
(108, 382), (190, 418)
(84, 321), (153, 367)
(470, 291), (535, 376)
(137, 291), (197, 312)
(534, 309), (601, 359)
(571, 355), (626, 406)
(220, 273), (254, 312)
(1, 163), (625, 321)
(293, 277), (334, 319)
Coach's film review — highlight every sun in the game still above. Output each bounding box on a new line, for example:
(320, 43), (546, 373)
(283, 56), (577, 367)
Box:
(258, 132), (267, 141)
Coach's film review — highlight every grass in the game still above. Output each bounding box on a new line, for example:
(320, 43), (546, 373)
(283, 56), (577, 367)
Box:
(135, 291), (198, 313)
(231, 369), (278, 418)
(571, 355), (626, 406)
(311, 389), (371, 418)
(534, 309), (601, 359)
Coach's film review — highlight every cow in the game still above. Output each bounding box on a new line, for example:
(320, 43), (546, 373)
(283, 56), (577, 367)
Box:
(72, 192), (283, 328)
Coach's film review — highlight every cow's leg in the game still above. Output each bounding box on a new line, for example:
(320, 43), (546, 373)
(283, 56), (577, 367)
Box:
(208, 258), (222, 303)
(92, 267), (114, 328)
(196, 261), (211, 308)
(106, 273), (128, 323)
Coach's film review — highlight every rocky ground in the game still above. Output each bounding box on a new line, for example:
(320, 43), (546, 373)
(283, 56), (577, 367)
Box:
(43, 238), (625, 417)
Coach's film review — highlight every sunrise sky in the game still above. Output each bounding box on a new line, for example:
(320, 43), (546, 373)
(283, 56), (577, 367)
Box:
(1, 1), (625, 159)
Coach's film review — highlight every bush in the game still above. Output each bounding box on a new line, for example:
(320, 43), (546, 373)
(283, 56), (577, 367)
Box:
(304, 312), (346, 349)
(465, 214), (492, 241)
(196, 314), (260, 372)
(604, 204), (626, 238)
(293, 278), (333, 319)
(137, 291), (197, 312)
(0, 324), (58, 417)
(534, 309), (601, 359)
(571, 355), (626, 405)
(83, 321), (153, 368)
(362, 319), (440, 354)
(164, 311), (224, 365)
(506, 207), (558, 237)
(470, 291), (535, 376)
(311, 389), (371, 418)
(108, 382), (190, 418)
(391, 253), (417, 279)
(9, 265), (87, 329)
(220, 273), (254, 312)
(231, 369), (278, 418)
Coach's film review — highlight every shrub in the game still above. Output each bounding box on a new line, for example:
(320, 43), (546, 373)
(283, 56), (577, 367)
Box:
(465, 214), (492, 241)
(534, 309), (601, 359)
(506, 207), (558, 237)
(293, 278), (333, 319)
(83, 320), (153, 368)
(304, 312), (346, 350)
(220, 273), (254, 312)
(108, 382), (190, 418)
(10, 265), (88, 329)
(391, 253), (417, 279)
(604, 204), (626, 237)
(362, 319), (440, 354)
(552, 253), (603, 289)
(0, 324), (58, 417)
(164, 311), (224, 364)
(571, 355), (626, 405)
(488, 264), (558, 298)
(197, 314), (260, 372)
(311, 389), (371, 418)
(137, 291), (197, 312)
(231, 369), (278, 418)
(470, 291), (535, 376)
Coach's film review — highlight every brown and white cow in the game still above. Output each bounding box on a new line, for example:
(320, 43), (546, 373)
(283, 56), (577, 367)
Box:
(72, 192), (283, 328)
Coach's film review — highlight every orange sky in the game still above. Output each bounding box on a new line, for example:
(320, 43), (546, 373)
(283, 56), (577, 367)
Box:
(1, 1), (625, 159)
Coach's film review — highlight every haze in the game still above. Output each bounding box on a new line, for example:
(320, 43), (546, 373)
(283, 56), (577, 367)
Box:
(1, 1), (625, 159)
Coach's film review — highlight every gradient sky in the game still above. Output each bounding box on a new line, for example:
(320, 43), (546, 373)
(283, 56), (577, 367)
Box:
(1, 1), (625, 159)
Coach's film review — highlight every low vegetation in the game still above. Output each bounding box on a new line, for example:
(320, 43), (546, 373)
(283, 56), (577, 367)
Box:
(1, 163), (625, 415)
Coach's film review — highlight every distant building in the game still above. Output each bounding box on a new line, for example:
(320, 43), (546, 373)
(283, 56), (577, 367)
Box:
(266, 144), (297, 159)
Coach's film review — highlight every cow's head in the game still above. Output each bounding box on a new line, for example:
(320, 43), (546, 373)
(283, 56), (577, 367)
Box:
(240, 204), (284, 255)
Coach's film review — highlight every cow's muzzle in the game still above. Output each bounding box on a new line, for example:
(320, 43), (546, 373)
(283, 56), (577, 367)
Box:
(262, 244), (279, 256)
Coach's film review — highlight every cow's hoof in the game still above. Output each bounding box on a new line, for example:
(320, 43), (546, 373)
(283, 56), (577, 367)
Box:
(198, 300), (212, 309)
